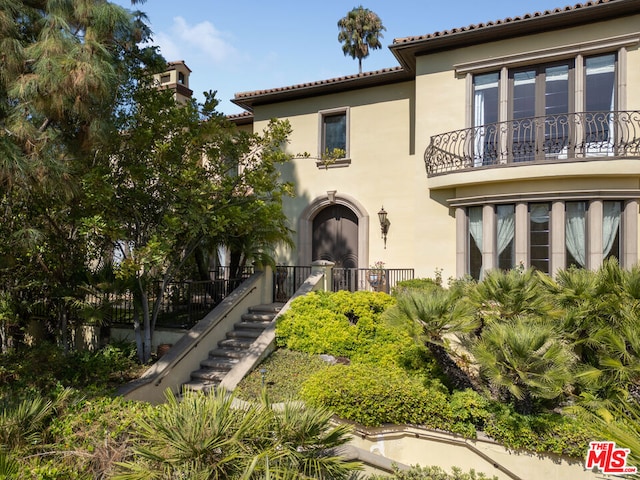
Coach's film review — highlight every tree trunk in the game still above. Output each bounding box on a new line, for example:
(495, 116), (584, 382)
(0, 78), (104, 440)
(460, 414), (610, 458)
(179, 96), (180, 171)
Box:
(141, 291), (152, 363)
(427, 342), (482, 393)
(59, 304), (69, 354)
(514, 391), (534, 415)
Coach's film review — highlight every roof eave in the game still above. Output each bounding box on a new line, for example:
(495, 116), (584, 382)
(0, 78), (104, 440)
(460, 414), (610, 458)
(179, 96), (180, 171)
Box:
(232, 68), (412, 112)
(390, 0), (639, 73)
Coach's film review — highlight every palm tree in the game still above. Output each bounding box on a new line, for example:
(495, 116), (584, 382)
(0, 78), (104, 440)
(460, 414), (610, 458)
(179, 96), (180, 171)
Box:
(471, 317), (576, 414)
(337, 6), (386, 74)
(114, 388), (361, 479)
(390, 287), (482, 392)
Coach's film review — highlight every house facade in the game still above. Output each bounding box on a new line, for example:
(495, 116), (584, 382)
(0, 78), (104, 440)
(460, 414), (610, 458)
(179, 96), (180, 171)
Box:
(231, 0), (640, 281)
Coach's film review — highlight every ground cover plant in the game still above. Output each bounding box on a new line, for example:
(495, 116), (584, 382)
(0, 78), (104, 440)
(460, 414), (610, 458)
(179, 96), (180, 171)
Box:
(267, 265), (640, 460)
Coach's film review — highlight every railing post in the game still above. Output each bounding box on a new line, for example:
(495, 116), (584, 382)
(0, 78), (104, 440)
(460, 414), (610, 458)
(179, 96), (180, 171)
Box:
(311, 260), (335, 292)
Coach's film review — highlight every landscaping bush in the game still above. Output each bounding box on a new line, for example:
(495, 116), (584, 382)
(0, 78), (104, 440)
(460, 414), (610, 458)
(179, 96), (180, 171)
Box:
(300, 363), (453, 429)
(234, 349), (328, 403)
(276, 290), (412, 366)
(483, 403), (592, 458)
(0, 341), (142, 401)
(370, 465), (498, 480)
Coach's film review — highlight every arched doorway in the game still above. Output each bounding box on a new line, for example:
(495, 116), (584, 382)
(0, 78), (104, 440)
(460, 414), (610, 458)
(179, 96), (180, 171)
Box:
(297, 193), (370, 269)
(312, 205), (358, 268)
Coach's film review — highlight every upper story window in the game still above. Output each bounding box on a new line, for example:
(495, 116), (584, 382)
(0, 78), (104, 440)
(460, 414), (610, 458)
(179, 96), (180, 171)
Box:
(178, 72), (185, 85)
(160, 74), (170, 84)
(318, 108), (350, 168)
(470, 53), (617, 164)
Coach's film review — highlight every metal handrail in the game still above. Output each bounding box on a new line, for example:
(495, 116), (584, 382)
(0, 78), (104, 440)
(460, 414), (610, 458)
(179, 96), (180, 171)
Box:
(425, 110), (640, 176)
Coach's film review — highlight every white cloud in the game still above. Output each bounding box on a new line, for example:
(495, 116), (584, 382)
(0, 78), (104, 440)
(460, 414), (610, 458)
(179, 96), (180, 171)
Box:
(168, 16), (239, 65)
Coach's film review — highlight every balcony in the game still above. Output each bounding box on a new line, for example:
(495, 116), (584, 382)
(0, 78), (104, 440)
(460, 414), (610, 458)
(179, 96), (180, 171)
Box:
(425, 111), (640, 176)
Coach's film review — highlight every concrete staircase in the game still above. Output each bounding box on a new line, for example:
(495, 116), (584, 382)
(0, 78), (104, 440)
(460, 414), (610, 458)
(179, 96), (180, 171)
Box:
(182, 303), (282, 393)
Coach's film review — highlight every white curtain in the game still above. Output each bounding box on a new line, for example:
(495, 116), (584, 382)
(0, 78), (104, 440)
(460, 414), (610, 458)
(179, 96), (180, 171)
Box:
(473, 74), (498, 167)
(469, 207), (483, 275)
(565, 202), (586, 267)
(585, 55), (615, 156)
(530, 204), (550, 224)
(496, 205), (515, 260)
(603, 201), (621, 258)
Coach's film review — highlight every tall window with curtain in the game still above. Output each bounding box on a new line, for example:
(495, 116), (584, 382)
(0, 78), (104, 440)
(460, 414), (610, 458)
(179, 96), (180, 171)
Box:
(497, 204), (515, 270)
(530, 203), (551, 273)
(473, 72), (499, 166)
(468, 206), (483, 280)
(585, 54), (616, 155)
(566, 201), (587, 268)
(603, 201), (621, 262)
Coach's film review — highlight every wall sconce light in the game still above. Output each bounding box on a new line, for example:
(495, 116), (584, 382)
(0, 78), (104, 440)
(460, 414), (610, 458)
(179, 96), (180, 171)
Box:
(378, 206), (390, 249)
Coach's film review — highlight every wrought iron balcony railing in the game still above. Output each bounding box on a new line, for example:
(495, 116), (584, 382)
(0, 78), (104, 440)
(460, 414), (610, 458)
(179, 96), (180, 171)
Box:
(425, 111), (640, 176)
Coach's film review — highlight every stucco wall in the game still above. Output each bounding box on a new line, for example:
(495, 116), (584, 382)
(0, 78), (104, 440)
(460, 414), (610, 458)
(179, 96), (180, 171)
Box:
(248, 12), (640, 280)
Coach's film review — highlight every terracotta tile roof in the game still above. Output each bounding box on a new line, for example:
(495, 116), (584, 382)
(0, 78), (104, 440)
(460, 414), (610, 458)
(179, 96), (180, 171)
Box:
(393, 0), (621, 45)
(226, 111), (254, 125)
(234, 67), (405, 100)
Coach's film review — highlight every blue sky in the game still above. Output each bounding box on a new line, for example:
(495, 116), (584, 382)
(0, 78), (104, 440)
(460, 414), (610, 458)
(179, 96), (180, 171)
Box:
(113, 0), (576, 114)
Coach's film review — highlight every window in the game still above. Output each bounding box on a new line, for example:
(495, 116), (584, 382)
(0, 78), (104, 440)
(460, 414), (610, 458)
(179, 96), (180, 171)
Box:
(511, 62), (571, 162)
(566, 201), (587, 268)
(497, 204), (515, 270)
(470, 52), (616, 164)
(585, 54), (616, 155)
(160, 74), (170, 84)
(461, 199), (632, 277)
(468, 206), (483, 280)
(473, 73), (499, 166)
(178, 72), (185, 85)
(318, 108), (350, 168)
(603, 201), (621, 262)
(529, 203), (550, 273)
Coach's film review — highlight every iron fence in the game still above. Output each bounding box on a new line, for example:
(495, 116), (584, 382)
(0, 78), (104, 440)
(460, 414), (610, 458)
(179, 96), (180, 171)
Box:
(273, 266), (313, 302)
(332, 268), (414, 294)
(425, 110), (640, 175)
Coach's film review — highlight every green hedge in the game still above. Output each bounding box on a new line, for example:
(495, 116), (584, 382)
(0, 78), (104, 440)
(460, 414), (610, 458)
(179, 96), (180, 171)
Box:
(300, 363), (453, 429)
(276, 290), (411, 366)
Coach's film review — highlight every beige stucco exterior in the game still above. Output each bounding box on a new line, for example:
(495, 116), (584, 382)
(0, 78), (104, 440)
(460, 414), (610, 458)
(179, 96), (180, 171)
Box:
(233, 3), (640, 281)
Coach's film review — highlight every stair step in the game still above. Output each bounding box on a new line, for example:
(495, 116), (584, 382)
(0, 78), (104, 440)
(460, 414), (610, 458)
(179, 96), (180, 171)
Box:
(241, 312), (276, 322)
(218, 338), (255, 349)
(191, 368), (227, 382)
(200, 357), (238, 370)
(234, 320), (272, 331)
(182, 381), (216, 393)
(248, 303), (283, 314)
(226, 329), (262, 340)
(208, 348), (248, 359)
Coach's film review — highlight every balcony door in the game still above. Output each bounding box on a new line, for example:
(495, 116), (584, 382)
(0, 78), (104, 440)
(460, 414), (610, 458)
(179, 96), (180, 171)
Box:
(511, 63), (571, 162)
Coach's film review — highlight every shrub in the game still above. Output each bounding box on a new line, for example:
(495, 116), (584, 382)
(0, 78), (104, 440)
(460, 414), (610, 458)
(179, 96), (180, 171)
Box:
(300, 363), (452, 429)
(234, 349), (328, 403)
(483, 403), (591, 458)
(448, 389), (491, 437)
(369, 465), (499, 480)
(276, 290), (410, 366)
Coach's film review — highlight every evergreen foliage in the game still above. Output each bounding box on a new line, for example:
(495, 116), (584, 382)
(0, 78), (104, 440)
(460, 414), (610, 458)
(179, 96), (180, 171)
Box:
(337, 6), (386, 74)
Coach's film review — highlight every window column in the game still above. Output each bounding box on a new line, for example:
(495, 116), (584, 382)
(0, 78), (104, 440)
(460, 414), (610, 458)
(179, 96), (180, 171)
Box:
(482, 204), (496, 272)
(623, 200), (638, 269)
(456, 207), (466, 278)
(588, 200), (604, 269)
(515, 202), (528, 267)
(551, 201), (565, 274)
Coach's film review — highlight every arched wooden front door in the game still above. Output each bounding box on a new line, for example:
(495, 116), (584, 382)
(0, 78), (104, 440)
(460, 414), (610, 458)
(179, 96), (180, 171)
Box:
(312, 205), (358, 268)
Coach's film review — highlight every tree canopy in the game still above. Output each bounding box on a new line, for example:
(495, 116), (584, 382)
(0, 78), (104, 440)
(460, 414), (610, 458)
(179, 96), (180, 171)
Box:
(337, 5), (386, 74)
(0, 0), (294, 362)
